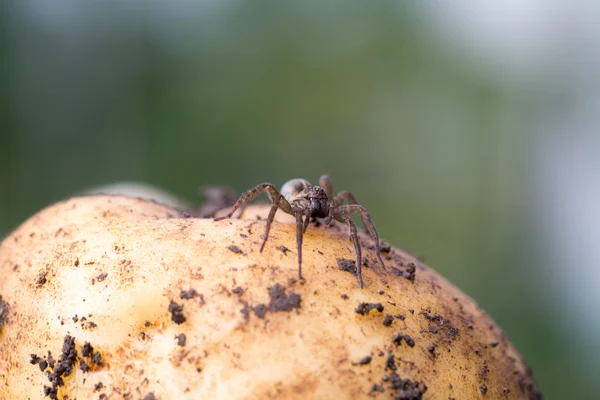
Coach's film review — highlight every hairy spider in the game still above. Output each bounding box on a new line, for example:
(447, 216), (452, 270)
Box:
(214, 175), (385, 288)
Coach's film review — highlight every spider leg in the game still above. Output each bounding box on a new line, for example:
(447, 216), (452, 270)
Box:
(325, 204), (335, 225)
(336, 204), (386, 270)
(319, 175), (336, 225)
(260, 197), (281, 252)
(303, 211), (310, 233)
(319, 175), (334, 198)
(214, 183), (293, 221)
(332, 191), (359, 205)
(330, 191), (365, 226)
(215, 183), (293, 255)
(295, 211), (304, 280)
(334, 211), (364, 288)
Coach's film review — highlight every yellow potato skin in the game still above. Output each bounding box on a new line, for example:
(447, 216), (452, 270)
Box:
(0, 195), (540, 399)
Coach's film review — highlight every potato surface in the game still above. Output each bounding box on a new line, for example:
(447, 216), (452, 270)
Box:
(0, 195), (541, 399)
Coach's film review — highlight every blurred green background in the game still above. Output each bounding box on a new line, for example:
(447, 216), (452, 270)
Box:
(2, 2), (599, 398)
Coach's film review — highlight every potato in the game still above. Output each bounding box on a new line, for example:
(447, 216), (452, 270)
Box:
(0, 195), (541, 399)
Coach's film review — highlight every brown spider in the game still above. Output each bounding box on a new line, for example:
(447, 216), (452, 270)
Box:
(214, 175), (385, 288)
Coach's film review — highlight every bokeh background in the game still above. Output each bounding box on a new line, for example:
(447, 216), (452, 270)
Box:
(2, 2), (599, 398)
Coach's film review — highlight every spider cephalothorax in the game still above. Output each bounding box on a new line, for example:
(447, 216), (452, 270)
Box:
(214, 175), (385, 288)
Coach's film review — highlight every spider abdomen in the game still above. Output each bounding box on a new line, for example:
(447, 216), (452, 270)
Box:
(280, 178), (312, 203)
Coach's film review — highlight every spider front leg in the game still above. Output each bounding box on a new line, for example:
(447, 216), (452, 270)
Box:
(319, 175), (336, 225)
(336, 204), (386, 270)
(302, 211), (311, 233)
(261, 196), (281, 252)
(294, 210), (305, 281)
(215, 183), (281, 221)
(215, 183), (293, 253)
(334, 211), (364, 288)
(328, 191), (365, 228)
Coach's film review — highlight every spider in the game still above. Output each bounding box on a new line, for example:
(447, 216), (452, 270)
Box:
(214, 175), (385, 288)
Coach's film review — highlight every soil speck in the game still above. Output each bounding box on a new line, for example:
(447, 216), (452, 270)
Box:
(228, 245), (243, 254)
(35, 272), (48, 286)
(370, 384), (385, 393)
(427, 343), (436, 354)
(91, 352), (102, 365)
(240, 301), (250, 321)
(355, 302), (384, 315)
(277, 245), (291, 255)
(386, 355), (397, 371)
(79, 359), (90, 372)
(358, 356), (372, 365)
(253, 304), (267, 319)
(180, 289), (197, 299)
(168, 301), (186, 324)
(383, 314), (394, 327)
(392, 333), (415, 347)
(81, 342), (93, 357)
(232, 287), (244, 296)
(96, 273), (108, 282)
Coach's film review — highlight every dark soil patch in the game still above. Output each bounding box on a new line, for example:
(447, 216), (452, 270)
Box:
(41, 335), (78, 399)
(387, 373), (427, 400)
(421, 311), (459, 341)
(267, 284), (301, 312)
(391, 263), (416, 282)
(337, 258), (357, 275)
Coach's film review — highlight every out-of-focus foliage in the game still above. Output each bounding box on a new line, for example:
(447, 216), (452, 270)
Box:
(1, 2), (597, 398)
